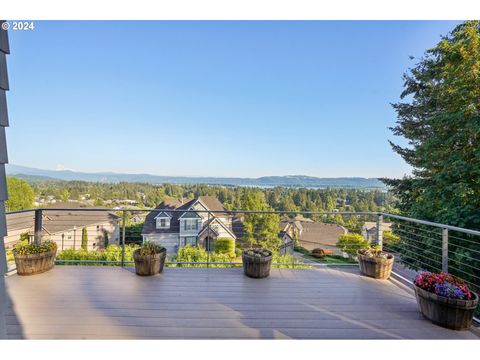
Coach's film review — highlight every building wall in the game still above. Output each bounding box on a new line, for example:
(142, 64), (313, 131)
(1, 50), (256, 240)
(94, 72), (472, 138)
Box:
(0, 22), (10, 339)
(48, 222), (120, 251)
(143, 233), (179, 257)
(3, 220), (120, 252)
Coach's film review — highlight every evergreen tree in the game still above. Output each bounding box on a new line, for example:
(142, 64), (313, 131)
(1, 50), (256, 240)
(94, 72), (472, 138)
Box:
(383, 21), (480, 229)
(81, 226), (88, 251)
(382, 21), (480, 283)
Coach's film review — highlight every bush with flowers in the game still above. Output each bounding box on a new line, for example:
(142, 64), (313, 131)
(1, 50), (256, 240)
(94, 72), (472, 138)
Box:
(414, 272), (473, 300)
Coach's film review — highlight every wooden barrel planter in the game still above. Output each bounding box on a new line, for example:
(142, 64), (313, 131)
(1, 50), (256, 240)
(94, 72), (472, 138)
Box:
(414, 284), (479, 330)
(133, 248), (167, 276)
(357, 250), (394, 280)
(242, 249), (273, 278)
(14, 250), (56, 276)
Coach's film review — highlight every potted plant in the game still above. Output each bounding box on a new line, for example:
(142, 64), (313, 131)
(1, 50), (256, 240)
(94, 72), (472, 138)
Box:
(133, 241), (167, 276)
(242, 248), (273, 278)
(413, 272), (478, 330)
(13, 240), (57, 276)
(357, 246), (394, 280)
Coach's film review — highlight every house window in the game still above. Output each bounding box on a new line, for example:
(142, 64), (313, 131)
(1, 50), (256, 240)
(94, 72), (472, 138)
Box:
(156, 217), (169, 229)
(184, 237), (197, 246)
(184, 219), (198, 231)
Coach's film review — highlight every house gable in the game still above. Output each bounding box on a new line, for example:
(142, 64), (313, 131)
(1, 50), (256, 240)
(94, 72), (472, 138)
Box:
(154, 211), (172, 219)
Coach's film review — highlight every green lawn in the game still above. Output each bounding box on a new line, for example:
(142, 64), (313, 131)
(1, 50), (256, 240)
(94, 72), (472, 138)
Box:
(294, 246), (356, 265)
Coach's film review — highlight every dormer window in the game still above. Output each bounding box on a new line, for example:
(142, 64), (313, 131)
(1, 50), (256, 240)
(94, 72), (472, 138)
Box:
(155, 212), (171, 229)
(156, 217), (170, 229)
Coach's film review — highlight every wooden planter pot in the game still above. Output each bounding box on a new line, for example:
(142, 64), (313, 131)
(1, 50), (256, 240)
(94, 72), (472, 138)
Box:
(242, 250), (273, 278)
(414, 284), (479, 330)
(357, 250), (394, 280)
(14, 250), (56, 276)
(133, 248), (167, 276)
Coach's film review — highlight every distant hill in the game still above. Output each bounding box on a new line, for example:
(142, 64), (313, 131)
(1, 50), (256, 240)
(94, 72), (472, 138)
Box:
(6, 164), (386, 189)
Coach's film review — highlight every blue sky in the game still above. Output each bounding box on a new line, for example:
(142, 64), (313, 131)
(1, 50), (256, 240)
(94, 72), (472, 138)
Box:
(6, 21), (461, 178)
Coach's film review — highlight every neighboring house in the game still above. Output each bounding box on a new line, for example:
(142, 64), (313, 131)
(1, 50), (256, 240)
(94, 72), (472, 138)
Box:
(362, 221), (392, 242)
(130, 213), (145, 223)
(141, 196), (236, 255)
(4, 202), (121, 251)
(282, 219), (348, 254)
(278, 231), (294, 255)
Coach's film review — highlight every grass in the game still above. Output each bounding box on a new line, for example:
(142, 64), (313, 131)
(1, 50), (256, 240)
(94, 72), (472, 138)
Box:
(294, 245), (356, 265)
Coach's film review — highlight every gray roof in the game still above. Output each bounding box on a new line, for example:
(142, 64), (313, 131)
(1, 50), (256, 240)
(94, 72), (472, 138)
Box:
(6, 206), (120, 236)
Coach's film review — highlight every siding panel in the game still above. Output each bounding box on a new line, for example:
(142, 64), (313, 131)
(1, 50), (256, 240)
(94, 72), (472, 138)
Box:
(0, 90), (7, 127)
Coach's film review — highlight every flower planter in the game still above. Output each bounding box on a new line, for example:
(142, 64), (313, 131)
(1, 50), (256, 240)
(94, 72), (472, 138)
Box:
(242, 249), (273, 278)
(133, 248), (167, 276)
(414, 284), (478, 330)
(13, 250), (56, 276)
(357, 250), (394, 280)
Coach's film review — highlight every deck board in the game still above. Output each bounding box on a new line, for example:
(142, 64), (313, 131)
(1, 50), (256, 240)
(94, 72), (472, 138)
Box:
(5, 266), (480, 339)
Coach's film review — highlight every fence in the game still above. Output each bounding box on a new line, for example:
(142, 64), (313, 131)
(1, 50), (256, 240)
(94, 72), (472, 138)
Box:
(3, 208), (480, 297)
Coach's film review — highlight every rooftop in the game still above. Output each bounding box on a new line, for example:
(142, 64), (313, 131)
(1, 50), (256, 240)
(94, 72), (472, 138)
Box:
(5, 266), (480, 339)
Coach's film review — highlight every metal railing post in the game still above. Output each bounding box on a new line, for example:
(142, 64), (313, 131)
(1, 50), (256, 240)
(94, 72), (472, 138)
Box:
(376, 214), (383, 250)
(34, 209), (42, 244)
(207, 212), (210, 269)
(121, 210), (126, 267)
(442, 228), (448, 273)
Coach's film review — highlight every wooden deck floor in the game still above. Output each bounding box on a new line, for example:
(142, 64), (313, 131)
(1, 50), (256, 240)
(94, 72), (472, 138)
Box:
(5, 266), (480, 339)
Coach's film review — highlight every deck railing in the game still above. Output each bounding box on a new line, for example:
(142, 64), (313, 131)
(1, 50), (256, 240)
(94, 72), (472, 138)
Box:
(4, 208), (480, 295)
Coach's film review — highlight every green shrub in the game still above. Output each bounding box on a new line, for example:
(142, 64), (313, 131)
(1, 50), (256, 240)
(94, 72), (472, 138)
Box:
(6, 249), (14, 262)
(81, 226), (88, 251)
(336, 233), (369, 258)
(213, 238), (235, 255)
(172, 245), (236, 268)
(383, 231), (400, 247)
(13, 240), (57, 255)
(272, 254), (311, 269)
(56, 244), (139, 266)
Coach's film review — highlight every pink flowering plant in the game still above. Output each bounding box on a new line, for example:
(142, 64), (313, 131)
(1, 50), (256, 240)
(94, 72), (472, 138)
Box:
(414, 272), (473, 300)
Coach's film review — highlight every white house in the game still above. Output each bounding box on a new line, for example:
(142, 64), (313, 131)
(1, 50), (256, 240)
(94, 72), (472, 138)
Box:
(141, 196), (236, 255)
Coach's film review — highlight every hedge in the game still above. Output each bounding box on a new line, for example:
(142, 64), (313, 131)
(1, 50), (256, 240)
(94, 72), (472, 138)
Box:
(213, 237), (235, 254)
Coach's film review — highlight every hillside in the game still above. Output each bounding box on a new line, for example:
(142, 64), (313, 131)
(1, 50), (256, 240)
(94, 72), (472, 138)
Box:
(6, 164), (386, 189)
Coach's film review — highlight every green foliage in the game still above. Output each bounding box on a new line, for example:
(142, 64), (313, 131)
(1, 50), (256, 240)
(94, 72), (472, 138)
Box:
(137, 241), (165, 256)
(384, 21), (480, 230)
(56, 244), (139, 266)
(383, 231), (400, 247)
(336, 233), (369, 258)
(6, 249), (14, 262)
(382, 21), (480, 287)
(26, 179), (396, 231)
(81, 226), (88, 250)
(5, 177), (35, 211)
(213, 237), (235, 254)
(172, 245), (236, 268)
(272, 254), (311, 269)
(13, 240), (57, 255)
(124, 223), (144, 245)
(19, 232), (30, 242)
(243, 190), (282, 251)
